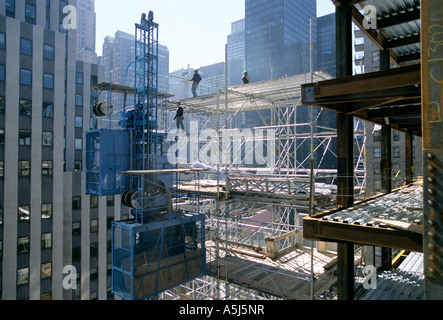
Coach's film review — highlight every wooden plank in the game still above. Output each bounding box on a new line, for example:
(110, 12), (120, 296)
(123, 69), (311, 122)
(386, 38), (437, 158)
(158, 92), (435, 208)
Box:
(371, 219), (424, 234)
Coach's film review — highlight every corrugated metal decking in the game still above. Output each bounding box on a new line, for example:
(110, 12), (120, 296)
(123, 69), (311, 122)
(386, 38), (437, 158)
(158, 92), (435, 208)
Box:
(320, 184), (423, 227)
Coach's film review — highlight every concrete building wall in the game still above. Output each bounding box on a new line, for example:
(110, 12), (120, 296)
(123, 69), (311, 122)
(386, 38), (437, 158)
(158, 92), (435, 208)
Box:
(0, 0), (110, 300)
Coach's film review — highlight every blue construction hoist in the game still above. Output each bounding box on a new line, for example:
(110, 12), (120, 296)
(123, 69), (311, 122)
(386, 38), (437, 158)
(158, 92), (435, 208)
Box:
(85, 12), (206, 300)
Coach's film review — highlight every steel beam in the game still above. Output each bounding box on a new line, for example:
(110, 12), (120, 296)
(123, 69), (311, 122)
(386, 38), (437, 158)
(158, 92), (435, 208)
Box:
(335, 3), (355, 301)
(421, 0), (443, 300)
(377, 9), (421, 29)
(301, 65), (421, 109)
(303, 218), (423, 253)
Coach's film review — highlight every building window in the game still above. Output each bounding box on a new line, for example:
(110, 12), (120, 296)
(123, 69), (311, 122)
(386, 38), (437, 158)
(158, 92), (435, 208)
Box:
(18, 205), (30, 221)
(0, 33), (5, 49)
(75, 94), (83, 106)
(76, 72), (84, 84)
(19, 161), (31, 176)
(0, 96), (5, 113)
(41, 263), (52, 279)
(43, 102), (53, 118)
(20, 38), (32, 56)
(17, 236), (30, 254)
(393, 131), (400, 141)
(372, 51), (380, 62)
(393, 147), (400, 158)
(0, 65), (5, 82)
(72, 197), (81, 210)
(72, 221), (81, 236)
(42, 161), (53, 176)
(25, 3), (36, 24)
(43, 73), (54, 89)
(373, 130), (381, 142)
(19, 99), (32, 116)
(20, 69), (32, 86)
(106, 195), (114, 207)
(74, 160), (82, 172)
(41, 233), (52, 249)
(60, 0), (68, 12)
(75, 116), (83, 128)
(374, 164), (381, 174)
(17, 268), (29, 286)
(19, 130), (31, 146)
(6, 0), (15, 18)
(75, 138), (82, 150)
(42, 203), (52, 219)
(42, 131), (53, 146)
(90, 195), (99, 209)
(0, 160), (4, 178)
(43, 44), (54, 61)
(90, 219), (98, 233)
(374, 147), (381, 158)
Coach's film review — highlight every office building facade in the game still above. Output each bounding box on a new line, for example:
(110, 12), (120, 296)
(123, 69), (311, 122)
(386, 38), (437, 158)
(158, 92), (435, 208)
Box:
(0, 0), (110, 300)
(75, 0), (97, 64)
(227, 19), (245, 86)
(353, 28), (423, 195)
(245, 0), (317, 82)
(100, 30), (169, 109)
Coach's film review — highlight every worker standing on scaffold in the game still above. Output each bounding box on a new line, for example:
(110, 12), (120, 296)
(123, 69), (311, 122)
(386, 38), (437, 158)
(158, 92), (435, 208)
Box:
(173, 100), (185, 131)
(242, 71), (250, 84)
(189, 69), (202, 97)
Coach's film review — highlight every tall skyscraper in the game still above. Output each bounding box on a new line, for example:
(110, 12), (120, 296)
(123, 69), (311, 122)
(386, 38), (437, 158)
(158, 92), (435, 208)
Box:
(75, 0), (97, 64)
(227, 19), (245, 86)
(317, 12), (336, 77)
(100, 30), (169, 108)
(245, 0), (317, 82)
(0, 0), (107, 300)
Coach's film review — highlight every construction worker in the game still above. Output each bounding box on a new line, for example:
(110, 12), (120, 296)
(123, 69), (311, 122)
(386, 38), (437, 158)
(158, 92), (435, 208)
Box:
(242, 71), (250, 84)
(173, 100), (185, 131)
(190, 69), (202, 97)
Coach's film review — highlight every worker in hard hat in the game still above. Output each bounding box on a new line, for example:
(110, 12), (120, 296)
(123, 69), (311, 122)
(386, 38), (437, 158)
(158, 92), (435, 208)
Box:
(242, 71), (250, 85)
(173, 100), (185, 131)
(189, 69), (202, 97)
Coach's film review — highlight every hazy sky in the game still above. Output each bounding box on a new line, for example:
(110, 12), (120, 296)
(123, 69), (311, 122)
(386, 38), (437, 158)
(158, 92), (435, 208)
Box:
(95, 0), (335, 72)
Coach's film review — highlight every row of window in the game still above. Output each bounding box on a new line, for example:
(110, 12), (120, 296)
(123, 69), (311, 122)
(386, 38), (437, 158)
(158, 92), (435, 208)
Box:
(17, 263), (52, 286)
(15, 203), (53, 222)
(6, 0), (36, 24)
(373, 146), (415, 159)
(6, 129), (83, 149)
(6, 0), (72, 32)
(0, 160), (53, 177)
(373, 130), (402, 142)
(0, 34), (55, 61)
(0, 98), (84, 120)
(0, 34), (85, 88)
(0, 160), (82, 178)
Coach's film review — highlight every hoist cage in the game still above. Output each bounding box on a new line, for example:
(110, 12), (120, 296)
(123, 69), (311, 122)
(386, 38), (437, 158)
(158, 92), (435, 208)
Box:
(111, 211), (206, 300)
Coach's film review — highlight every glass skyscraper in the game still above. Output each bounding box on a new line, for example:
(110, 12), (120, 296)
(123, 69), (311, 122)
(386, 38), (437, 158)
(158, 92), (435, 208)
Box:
(245, 0), (317, 82)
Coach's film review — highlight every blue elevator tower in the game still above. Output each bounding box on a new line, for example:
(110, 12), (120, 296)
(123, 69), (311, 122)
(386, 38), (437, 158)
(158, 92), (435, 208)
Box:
(85, 13), (205, 300)
(106, 13), (205, 300)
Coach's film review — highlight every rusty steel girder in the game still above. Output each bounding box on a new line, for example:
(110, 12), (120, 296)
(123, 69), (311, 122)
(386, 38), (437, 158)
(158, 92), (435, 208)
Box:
(422, 0), (443, 300)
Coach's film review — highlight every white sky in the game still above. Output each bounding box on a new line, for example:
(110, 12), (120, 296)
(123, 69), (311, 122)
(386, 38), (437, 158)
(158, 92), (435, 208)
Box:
(95, 0), (335, 72)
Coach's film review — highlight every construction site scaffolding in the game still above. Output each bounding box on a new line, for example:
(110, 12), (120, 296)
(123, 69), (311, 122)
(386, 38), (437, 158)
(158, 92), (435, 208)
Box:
(157, 65), (369, 300)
